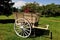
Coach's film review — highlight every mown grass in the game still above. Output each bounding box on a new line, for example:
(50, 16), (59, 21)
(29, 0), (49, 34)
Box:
(0, 15), (14, 19)
(0, 17), (60, 40)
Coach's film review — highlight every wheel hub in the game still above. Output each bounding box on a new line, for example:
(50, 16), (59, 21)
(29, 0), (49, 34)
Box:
(20, 25), (24, 29)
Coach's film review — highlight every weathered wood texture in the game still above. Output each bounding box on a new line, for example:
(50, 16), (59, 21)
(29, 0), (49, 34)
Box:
(13, 12), (39, 23)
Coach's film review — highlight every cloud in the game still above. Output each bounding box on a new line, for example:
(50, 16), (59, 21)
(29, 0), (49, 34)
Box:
(39, 3), (43, 6)
(13, 1), (43, 9)
(13, 1), (26, 8)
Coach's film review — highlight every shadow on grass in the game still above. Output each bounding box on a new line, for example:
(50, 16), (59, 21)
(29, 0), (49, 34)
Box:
(30, 28), (50, 38)
(0, 19), (15, 23)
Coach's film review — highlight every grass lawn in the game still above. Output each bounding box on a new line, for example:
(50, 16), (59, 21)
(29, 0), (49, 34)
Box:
(0, 17), (60, 40)
(0, 15), (14, 19)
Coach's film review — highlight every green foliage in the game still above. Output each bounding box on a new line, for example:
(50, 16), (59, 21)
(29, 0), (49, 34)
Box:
(20, 2), (40, 13)
(0, 0), (14, 16)
(12, 7), (18, 12)
(41, 3), (60, 17)
(20, 3), (60, 17)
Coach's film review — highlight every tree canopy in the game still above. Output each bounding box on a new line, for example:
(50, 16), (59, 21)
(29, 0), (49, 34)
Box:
(0, 0), (14, 16)
(20, 2), (60, 17)
(20, 2), (40, 13)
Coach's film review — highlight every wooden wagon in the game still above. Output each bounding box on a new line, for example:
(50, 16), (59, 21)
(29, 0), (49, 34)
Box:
(13, 12), (49, 38)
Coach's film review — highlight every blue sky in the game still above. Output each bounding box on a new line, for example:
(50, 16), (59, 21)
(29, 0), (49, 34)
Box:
(23, 0), (60, 5)
(12, 0), (60, 5)
(12, 0), (60, 8)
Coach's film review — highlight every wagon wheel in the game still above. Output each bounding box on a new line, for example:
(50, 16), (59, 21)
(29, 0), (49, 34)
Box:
(14, 18), (31, 38)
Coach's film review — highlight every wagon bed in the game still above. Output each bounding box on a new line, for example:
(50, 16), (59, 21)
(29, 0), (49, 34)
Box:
(13, 12), (39, 23)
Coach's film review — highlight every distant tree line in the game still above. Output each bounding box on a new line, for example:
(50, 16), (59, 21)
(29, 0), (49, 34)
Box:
(0, 1), (60, 17)
(19, 2), (60, 17)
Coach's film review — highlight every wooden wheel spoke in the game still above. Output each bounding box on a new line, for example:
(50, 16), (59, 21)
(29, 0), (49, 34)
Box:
(24, 30), (29, 35)
(24, 28), (30, 32)
(14, 18), (31, 38)
(24, 31), (27, 36)
(17, 29), (22, 33)
(19, 32), (23, 36)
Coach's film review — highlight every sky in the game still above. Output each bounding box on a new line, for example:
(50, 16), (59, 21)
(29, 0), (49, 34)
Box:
(12, 0), (60, 8)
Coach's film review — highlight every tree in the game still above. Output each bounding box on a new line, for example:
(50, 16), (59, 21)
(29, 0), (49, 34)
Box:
(12, 7), (18, 12)
(20, 2), (40, 13)
(0, 0), (14, 16)
(41, 3), (60, 17)
(20, 2), (60, 17)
